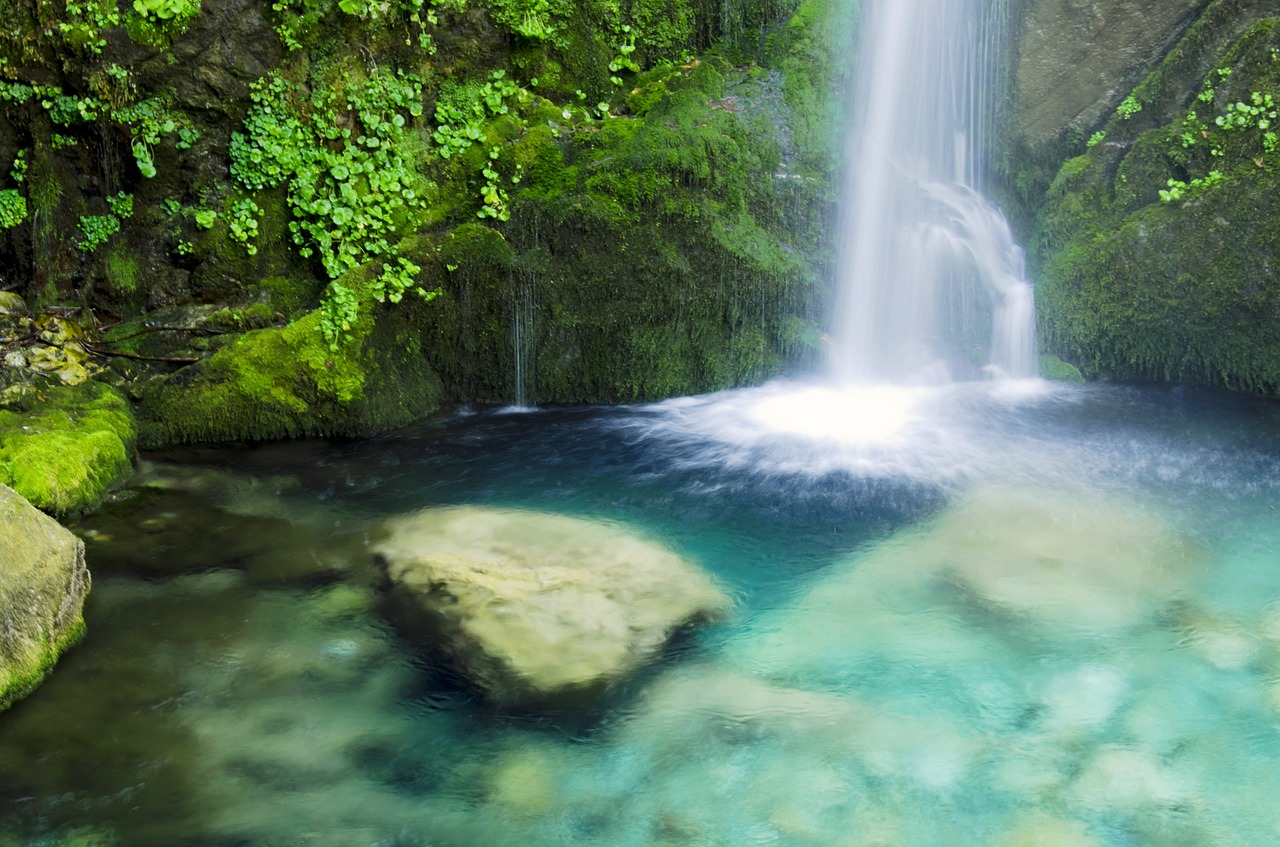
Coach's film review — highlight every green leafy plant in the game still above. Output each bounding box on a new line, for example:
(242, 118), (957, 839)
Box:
(133, 0), (201, 20)
(432, 70), (521, 159)
(1214, 91), (1276, 133)
(106, 192), (134, 218)
(230, 69), (435, 341)
(487, 0), (558, 40)
(228, 198), (262, 255)
(372, 256), (434, 304)
(113, 97), (195, 178)
(1117, 94), (1142, 120)
(9, 150), (26, 183)
(270, 0), (444, 51)
(77, 214), (121, 251)
(59, 0), (121, 54)
(477, 161), (509, 221)
(1158, 170), (1223, 203)
(319, 280), (360, 349)
(1086, 131), (1105, 149)
(0, 190), (26, 230)
(607, 24), (640, 86)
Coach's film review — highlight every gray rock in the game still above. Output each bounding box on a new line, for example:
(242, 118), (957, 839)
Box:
(0, 483), (90, 710)
(375, 506), (731, 706)
(1013, 0), (1207, 152)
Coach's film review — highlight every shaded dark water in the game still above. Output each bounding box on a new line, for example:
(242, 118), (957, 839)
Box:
(3, 380), (1279, 846)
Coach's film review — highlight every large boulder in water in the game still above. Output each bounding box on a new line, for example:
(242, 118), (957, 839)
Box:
(373, 506), (730, 705)
(728, 486), (1203, 688)
(0, 483), (90, 710)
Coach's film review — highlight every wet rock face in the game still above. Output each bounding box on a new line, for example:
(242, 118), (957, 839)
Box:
(0, 483), (90, 710)
(1013, 0), (1207, 152)
(374, 506), (731, 706)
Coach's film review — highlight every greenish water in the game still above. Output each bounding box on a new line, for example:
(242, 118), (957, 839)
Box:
(3, 380), (1280, 847)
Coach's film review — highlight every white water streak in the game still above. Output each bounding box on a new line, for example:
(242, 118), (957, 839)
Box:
(832, 0), (1036, 383)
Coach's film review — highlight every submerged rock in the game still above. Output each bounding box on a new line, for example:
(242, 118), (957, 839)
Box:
(0, 483), (90, 710)
(373, 506), (730, 705)
(929, 487), (1202, 633)
(997, 812), (1100, 847)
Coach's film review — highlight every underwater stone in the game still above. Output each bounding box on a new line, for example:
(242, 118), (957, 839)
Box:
(997, 811), (1100, 847)
(1066, 744), (1196, 816)
(0, 483), (90, 711)
(373, 506), (730, 706)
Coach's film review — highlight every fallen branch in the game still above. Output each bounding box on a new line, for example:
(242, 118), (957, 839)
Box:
(82, 343), (200, 364)
(99, 324), (232, 343)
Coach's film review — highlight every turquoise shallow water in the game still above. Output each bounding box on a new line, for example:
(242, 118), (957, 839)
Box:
(2, 380), (1279, 847)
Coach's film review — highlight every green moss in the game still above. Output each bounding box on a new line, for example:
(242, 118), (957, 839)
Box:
(1039, 355), (1085, 383)
(139, 267), (444, 445)
(104, 248), (141, 294)
(205, 303), (280, 331)
(418, 56), (826, 404)
(0, 383), (137, 516)
(0, 615), (85, 713)
(1033, 17), (1280, 397)
(765, 0), (858, 179)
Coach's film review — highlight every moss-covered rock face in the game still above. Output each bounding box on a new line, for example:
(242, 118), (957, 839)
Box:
(0, 483), (90, 711)
(138, 270), (444, 445)
(0, 0), (849, 444)
(1032, 12), (1280, 395)
(421, 52), (840, 404)
(0, 382), (137, 515)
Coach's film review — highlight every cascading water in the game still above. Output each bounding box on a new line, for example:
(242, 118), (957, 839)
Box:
(832, 0), (1037, 383)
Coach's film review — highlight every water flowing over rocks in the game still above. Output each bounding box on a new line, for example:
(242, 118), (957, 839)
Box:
(0, 483), (90, 709)
(373, 506), (731, 705)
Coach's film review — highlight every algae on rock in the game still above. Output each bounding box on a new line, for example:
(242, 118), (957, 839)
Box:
(0, 483), (90, 711)
(0, 382), (137, 515)
(138, 266), (444, 445)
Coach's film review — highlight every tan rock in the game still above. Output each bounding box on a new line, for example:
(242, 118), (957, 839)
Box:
(374, 506), (730, 704)
(998, 811), (1100, 847)
(0, 482), (90, 709)
(928, 487), (1201, 633)
(732, 486), (1202, 690)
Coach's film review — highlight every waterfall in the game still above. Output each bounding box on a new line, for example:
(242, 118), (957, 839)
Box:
(831, 0), (1037, 384)
(512, 270), (536, 407)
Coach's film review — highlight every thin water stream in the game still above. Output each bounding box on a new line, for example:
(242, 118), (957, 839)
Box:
(2, 380), (1280, 846)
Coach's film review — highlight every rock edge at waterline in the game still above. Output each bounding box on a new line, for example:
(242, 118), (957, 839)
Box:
(0, 483), (90, 711)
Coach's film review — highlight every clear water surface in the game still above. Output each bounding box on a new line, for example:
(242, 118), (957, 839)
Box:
(3, 379), (1280, 847)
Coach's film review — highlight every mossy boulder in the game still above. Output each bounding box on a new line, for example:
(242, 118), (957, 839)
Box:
(1032, 13), (1280, 395)
(0, 382), (138, 516)
(138, 268), (444, 445)
(374, 506), (731, 706)
(0, 483), (90, 711)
